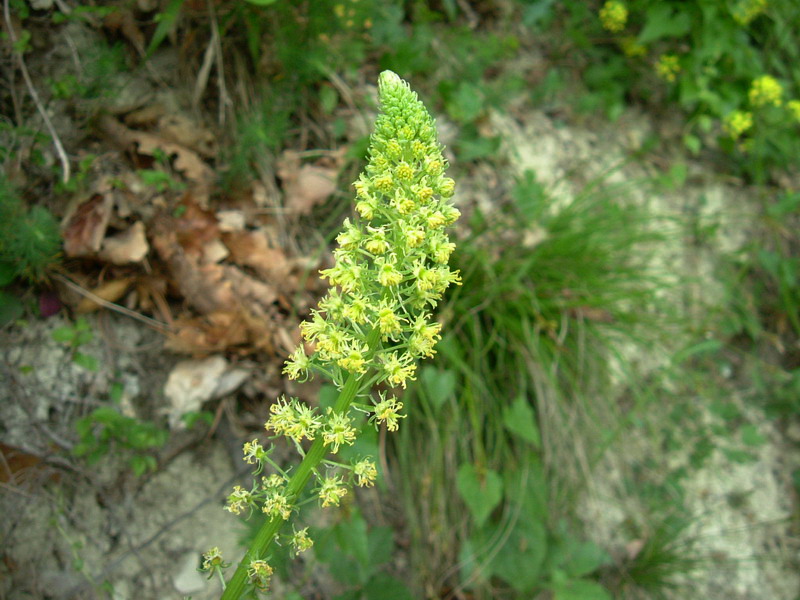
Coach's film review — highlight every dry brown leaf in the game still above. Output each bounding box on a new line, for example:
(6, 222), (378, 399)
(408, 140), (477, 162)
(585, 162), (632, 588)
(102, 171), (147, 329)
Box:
(222, 230), (291, 282)
(98, 115), (213, 197)
(77, 278), (133, 313)
(99, 221), (149, 264)
(158, 114), (216, 158)
(165, 312), (252, 355)
(277, 150), (340, 215)
(62, 193), (114, 257)
(103, 7), (145, 54)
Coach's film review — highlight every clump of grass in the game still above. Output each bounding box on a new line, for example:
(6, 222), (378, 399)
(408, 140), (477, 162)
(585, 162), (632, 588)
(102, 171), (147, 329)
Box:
(392, 168), (674, 596)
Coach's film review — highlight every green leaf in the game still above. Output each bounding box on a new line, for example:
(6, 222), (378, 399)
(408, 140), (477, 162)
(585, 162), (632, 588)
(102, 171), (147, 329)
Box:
(146, 0), (185, 57)
(0, 290), (23, 325)
(562, 541), (611, 578)
(73, 352), (99, 372)
(502, 395), (541, 448)
(740, 424), (766, 447)
(456, 463), (503, 527)
(0, 262), (16, 286)
(320, 85), (339, 115)
(490, 517), (547, 592)
(638, 5), (691, 43)
(420, 367), (456, 411)
(553, 578), (612, 600)
(367, 526), (395, 568)
(244, 0), (279, 5)
(51, 326), (76, 344)
(362, 573), (414, 600)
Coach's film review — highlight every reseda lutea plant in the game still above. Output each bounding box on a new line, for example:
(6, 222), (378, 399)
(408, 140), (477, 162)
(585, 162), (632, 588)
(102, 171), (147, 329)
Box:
(207, 71), (460, 599)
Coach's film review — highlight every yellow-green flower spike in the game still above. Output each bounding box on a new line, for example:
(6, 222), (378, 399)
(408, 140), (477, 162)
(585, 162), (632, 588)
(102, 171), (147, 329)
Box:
(218, 71), (459, 600)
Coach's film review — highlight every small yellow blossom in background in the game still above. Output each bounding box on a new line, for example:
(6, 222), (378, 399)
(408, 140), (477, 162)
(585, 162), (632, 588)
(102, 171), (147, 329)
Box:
(318, 475), (348, 507)
(353, 459), (378, 487)
(732, 0), (768, 25)
(201, 547), (225, 571)
(224, 485), (252, 515)
(600, 0), (628, 32)
(247, 559), (273, 590)
(655, 54), (681, 83)
(787, 100), (800, 123)
(723, 110), (753, 140)
(620, 36), (646, 58)
(749, 75), (783, 107)
(291, 527), (314, 556)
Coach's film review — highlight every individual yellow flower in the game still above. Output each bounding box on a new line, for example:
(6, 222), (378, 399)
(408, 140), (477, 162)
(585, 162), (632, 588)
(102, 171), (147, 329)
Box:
(201, 547), (226, 571)
(749, 75), (783, 107)
(291, 527), (314, 556)
(600, 1), (628, 33)
(247, 559), (273, 591)
(318, 475), (348, 507)
(787, 100), (800, 123)
(353, 459), (378, 487)
(262, 491), (292, 520)
(655, 54), (681, 83)
(225, 485), (252, 515)
(371, 393), (406, 431)
(723, 110), (753, 140)
(322, 409), (356, 453)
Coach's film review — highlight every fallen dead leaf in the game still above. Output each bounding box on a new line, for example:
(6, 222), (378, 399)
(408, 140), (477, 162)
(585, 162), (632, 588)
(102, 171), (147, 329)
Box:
(222, 229), (291, 283)
(98, 115), (214, 201)
(166, 312), (250, 355)
(61, 193), (114, 257)
(76, 278), (133, 313)
(99, 221), (149, 264)
(277, 150), (341, 216)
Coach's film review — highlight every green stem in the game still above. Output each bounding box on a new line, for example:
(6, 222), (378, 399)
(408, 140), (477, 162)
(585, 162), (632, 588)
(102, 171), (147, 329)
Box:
(220, 328), (381, 600)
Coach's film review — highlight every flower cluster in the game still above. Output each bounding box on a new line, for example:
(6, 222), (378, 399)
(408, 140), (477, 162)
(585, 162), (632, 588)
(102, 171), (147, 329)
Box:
(788, 100), (800, 123)
(749, 75), (783, 107)
(723, 110), (754, 140)
(285, 70), (460, 392)
(600, 1), (628, 33)
(732, 0), (768, 26)
(655, 54), (681, 83)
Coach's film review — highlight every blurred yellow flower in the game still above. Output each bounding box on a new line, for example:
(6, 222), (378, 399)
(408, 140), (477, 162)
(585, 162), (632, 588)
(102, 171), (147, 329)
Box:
(787, 100), (800, 123)
(655, 54), (681, 83)
(620, 37), (646, 58)
(723, 110), (753, 140)
(600, 1), (628, 33)
(749, 75), (783, 107)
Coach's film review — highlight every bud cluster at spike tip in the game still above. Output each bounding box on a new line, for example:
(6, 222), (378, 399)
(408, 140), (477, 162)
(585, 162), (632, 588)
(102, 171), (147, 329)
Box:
(284, 70), (461, 390)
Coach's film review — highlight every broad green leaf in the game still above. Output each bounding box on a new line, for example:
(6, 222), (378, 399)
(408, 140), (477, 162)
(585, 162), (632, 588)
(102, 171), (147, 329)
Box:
(638, 5), (691, 43)
(502, 395), (541, 448)
(562, 541), (611, 578)
(73, 352), (99, 372)
(553, 578), (613, 600)
(420, 366), (456, 411)
(740, 424), (766, 447)
(0, 290), (23, 325)
(490, 517), (547, 592)
(456, 463), (503, 527)
(51, 326), (76, 343)
(362, 573), (414, 600)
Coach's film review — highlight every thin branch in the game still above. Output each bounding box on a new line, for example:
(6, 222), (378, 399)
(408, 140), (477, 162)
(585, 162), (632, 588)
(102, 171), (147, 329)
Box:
(3, 0), (71, 183)
(52, 273), (172, 333)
